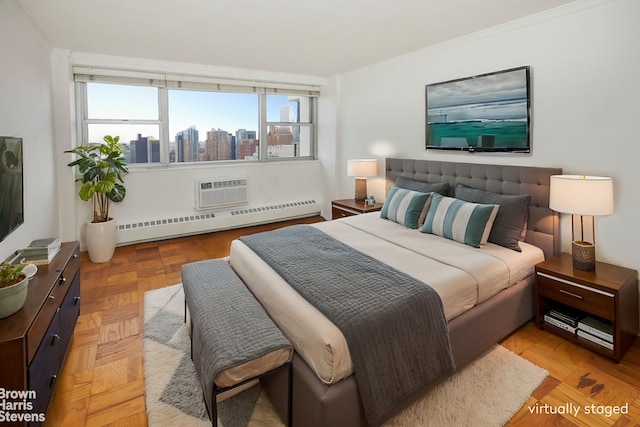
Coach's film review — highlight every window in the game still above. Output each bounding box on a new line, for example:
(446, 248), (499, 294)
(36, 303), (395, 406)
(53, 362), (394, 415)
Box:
(83, 83), (161, 163)
(168, 90), (259, 162)
(75, 69), (319, 166)
(266, 94), (314, 159)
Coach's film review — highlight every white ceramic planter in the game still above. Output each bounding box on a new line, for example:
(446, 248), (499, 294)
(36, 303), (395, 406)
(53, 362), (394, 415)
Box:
(0, 275), (28, 319)
(86, 218), (117, 263)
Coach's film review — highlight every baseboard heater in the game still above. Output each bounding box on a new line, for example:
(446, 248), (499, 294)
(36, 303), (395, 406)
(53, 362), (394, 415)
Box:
(115, 199), (321, 246)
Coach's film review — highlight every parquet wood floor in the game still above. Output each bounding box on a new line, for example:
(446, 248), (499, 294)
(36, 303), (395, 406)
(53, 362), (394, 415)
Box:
(43, 216), (640, 426)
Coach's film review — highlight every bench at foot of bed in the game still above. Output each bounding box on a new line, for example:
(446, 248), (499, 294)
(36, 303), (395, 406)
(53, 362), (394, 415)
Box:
(182, 259), (293, 427)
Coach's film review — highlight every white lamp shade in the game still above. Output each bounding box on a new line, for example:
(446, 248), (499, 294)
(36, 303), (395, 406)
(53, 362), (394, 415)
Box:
(347, 159), (377, 177)
(549, 175), (614, 216)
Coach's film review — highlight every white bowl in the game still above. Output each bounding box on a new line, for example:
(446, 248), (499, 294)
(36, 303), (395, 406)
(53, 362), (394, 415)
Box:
(23, 263), (37, 281)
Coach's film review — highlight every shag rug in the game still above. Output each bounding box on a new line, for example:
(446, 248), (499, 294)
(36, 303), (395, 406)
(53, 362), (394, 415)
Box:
(143, 283), (547, 427)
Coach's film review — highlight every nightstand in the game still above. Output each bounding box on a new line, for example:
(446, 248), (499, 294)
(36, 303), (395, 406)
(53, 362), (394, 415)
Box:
(534, 253), (638, 362)
(331, 199), (383, 220)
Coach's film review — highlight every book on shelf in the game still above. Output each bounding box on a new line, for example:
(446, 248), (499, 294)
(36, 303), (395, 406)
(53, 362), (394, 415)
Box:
(577, 316), (613, 343)
(547, 305), (584, 327)
(544, 313), (577, 334)
(577, 329), (614, 351)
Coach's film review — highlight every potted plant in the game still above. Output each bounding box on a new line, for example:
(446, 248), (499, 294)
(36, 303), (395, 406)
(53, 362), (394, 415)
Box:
(65, 135), (128, 263)
(0, 263), (27, 318)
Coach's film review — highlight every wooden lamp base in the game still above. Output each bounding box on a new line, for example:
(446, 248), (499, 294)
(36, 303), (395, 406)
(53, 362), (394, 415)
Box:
(354, 178), (367, 202)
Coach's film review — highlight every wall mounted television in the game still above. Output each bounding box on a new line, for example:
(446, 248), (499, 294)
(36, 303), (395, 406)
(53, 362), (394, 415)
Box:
(0, 136), (24, 242)
(425, 66), (531, 153)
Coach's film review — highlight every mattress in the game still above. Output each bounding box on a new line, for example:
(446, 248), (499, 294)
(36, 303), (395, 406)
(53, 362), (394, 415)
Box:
(229, 212), (544, 385)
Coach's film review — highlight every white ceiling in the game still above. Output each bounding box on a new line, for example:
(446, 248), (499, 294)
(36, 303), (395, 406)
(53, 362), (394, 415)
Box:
(13, 0), (577, 76)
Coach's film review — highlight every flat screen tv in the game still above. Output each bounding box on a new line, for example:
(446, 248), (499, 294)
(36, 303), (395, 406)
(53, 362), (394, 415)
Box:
(0, 136), (24, 242)
(426, 66), (531, 153)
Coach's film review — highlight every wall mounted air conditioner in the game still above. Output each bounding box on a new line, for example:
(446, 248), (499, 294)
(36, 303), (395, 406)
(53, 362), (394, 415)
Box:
(195, 177), (248, 210)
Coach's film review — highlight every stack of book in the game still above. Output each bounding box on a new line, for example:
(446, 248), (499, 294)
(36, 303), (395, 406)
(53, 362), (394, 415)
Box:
(543, 305), (584, 334)
(577, 316), (614, 350)
(21, 238), (61, 265)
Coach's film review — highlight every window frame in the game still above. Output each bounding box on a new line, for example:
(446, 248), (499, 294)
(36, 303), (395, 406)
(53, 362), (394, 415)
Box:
(74, 69), (319, 167)
(262, 94), (317, 161)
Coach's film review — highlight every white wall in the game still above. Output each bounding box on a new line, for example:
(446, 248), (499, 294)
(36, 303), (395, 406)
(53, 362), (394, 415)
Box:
(316, 75), (341, 215)
(108, 160), (325, 221)
(331, 0), (640, 274)
(0, 3), (58, 261)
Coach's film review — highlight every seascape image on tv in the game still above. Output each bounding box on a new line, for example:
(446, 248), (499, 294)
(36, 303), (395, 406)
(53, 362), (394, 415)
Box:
(0, 136), (24, 242)
(426, 67), (530, 152)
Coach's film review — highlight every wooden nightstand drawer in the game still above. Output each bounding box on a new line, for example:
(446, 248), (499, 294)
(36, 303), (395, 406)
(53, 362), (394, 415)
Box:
(332, 206), (356, 219)
(331, 199), (383, 220)
(536, 272), (615, 321)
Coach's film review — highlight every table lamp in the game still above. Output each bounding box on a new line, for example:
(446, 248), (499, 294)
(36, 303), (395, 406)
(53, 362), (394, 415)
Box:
(347, 159), (377, 202)
(549, 175), (614, 270)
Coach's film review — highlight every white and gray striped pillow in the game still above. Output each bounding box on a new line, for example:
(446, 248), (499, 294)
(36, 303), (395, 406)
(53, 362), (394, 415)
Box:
(422, 193), (499, 248)
(380, 187), (432, 229)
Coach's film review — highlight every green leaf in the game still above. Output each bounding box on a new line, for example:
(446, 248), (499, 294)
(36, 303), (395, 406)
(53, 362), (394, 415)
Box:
(108, 183), (126, 202)
(82, 167), (101, 183)
(78, 182), (95, 201)
(94, 179), (115, 194)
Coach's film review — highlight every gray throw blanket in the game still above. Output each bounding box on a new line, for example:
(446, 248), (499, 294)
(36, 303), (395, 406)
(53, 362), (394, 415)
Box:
(240, 225), (455, 426)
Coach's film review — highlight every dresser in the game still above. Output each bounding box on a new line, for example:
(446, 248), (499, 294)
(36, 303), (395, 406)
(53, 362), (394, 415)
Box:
(0, 242), (81, 425)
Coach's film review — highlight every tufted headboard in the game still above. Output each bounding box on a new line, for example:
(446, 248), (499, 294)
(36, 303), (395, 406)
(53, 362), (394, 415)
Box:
(385, 158), (561, 259)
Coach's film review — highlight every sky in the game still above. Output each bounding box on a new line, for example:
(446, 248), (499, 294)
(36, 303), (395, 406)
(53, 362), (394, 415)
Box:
(86, 83), (297, 143)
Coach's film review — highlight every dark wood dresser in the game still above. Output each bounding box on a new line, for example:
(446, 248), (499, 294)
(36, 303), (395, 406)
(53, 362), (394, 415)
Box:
(0, 242), (80, 426)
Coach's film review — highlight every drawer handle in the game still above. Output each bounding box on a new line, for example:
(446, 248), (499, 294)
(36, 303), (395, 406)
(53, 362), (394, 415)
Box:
(48, 295), (55, 301)
(58, 275), (67, 286)
(51, 334), (60, 345)
(74, 296), (81, 305)
(559, 289), (583, 300)
(50, 374), (57, 387)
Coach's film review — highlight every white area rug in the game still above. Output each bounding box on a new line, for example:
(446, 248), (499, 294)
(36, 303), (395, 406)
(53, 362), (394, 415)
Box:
(143, 283), (547, 427)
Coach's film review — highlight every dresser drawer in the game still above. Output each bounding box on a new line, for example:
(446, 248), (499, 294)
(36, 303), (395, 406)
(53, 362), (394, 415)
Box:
(26, 291), (59, 364)
(537, 272), (615, 320)
(58, 272), (81, 357)
(28, 308), (61, 419)
(26, 272), (71, 363)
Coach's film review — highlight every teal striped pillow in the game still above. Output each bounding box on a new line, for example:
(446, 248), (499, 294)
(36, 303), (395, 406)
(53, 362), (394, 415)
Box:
(422, 193), (499, 248)
(380, 187), (432, 229)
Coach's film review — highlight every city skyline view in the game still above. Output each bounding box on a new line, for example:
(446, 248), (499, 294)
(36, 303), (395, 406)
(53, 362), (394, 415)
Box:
(86, 83), (299, 144)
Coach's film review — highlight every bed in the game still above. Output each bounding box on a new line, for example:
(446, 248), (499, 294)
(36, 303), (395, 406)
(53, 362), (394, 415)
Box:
(229, 158), (561, 426)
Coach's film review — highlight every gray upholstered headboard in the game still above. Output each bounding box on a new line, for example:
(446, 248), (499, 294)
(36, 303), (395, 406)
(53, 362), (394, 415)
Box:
(385, 158), (561, 259)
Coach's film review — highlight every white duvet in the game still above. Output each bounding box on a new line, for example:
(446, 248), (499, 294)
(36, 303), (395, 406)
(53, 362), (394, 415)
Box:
(229, 213), (543, 385)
